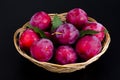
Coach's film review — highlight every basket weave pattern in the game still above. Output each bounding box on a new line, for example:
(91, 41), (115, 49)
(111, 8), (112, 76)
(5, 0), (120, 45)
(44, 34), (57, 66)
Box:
(13, 13), (111, 73)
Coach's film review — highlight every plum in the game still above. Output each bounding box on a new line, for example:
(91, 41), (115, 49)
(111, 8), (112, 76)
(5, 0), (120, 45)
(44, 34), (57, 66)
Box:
(19, 29), (40, 50)
(55, 23), (79, 44)
(66, 8), (88, 29)
(55, 45), (77, 65)
(30, 38), (54, 62)
(30, 11), (51, 30)
(83, 22), (105, 41)
(76, 35), (102, 61)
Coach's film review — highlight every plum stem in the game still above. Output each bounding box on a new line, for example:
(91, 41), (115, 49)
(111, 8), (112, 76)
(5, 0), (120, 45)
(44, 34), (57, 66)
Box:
(51, 32), (62, 35)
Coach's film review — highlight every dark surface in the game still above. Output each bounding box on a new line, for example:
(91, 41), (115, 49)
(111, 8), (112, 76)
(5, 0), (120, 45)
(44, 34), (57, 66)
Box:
(0, 0), (120, 80)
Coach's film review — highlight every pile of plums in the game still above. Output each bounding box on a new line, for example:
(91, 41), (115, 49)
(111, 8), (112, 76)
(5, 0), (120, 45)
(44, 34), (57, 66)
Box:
(19, 8), (105, 65)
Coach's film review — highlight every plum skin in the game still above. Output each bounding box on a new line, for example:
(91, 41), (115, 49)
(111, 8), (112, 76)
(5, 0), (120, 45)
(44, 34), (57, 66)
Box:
(30, 11), (51, 30)
(30, 38), (54, 62)
(83, 22), (105, 41)
(19, 29), (40, 50)
(75, 35), (102, 61)
(55, 45), (77, 65)
(55, 23), (79, 45)
(66, 8), (88, 28)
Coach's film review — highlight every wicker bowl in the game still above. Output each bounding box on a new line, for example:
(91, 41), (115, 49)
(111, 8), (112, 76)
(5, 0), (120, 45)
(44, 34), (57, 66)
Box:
(13, 13), (111, 73)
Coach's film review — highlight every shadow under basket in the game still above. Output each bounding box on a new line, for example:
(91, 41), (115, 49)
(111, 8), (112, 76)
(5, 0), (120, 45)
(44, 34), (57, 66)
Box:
(13, 13), (111, 73)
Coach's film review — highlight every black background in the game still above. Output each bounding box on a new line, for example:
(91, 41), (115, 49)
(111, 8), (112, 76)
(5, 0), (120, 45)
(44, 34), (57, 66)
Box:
(0, 0), (120, 80)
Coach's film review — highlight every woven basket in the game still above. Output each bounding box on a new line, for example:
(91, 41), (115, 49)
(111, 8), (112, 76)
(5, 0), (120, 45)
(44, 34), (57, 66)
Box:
(13, 13), (111, 73)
